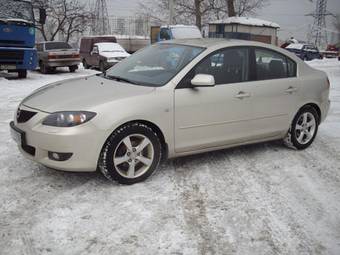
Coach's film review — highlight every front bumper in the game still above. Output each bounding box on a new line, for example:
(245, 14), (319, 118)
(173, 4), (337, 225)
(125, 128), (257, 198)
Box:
(0, 47), (37, 70)
(10, 106), (107, 172)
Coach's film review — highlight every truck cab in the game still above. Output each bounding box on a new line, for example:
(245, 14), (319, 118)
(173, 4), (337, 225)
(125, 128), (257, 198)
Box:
(0, 0), (45, 78)
(151, 25), (202, 44)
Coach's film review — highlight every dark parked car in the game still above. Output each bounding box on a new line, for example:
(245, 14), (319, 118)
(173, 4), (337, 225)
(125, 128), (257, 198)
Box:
(36, 42), (80, 73)
(285, 43), (323, 61)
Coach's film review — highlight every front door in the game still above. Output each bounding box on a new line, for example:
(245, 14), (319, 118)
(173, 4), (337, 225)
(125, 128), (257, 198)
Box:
(174, 47), (255, 153)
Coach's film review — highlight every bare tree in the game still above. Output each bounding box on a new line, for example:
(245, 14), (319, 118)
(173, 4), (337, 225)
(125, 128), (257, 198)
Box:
(227, 0), (236, 17)
(139, 0), (268, 29)
(32, 0), (93, 42)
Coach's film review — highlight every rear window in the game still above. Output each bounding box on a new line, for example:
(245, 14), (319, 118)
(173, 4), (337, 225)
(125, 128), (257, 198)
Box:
(255, 48), (296, 80)
(45, 42), (72, 50)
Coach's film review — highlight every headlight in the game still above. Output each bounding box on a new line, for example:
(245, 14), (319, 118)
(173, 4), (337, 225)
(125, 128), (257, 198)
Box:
(42, 111), (96, 127)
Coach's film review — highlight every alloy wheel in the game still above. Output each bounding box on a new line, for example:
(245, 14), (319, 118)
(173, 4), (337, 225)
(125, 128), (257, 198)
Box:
(295, 112), (316, 145)
(113, 134), (154, 178)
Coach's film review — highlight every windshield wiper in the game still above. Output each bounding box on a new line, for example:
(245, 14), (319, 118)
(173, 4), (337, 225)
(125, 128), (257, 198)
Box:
(105, 75), (138, 85)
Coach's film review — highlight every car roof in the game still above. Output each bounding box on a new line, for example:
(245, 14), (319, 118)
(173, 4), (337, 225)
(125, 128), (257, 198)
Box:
(161, 38), (276, 49)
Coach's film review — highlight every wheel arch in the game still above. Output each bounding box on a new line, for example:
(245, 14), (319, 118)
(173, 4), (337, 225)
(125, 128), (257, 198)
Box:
(102, 119), (169, 160)
(297, 103), (321, 123)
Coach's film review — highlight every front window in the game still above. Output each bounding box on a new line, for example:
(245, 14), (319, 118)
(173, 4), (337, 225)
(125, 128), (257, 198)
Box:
(45, 42), (72, 50)
(0, 0), (34, 23)
(105, 43), (205, 87)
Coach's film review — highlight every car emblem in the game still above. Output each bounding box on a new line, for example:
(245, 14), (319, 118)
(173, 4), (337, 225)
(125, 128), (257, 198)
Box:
(3, 27), (12, 33)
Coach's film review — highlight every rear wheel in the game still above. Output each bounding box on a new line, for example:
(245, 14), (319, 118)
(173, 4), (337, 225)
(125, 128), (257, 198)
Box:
(39, 62), (48, 74)
(69, 65), (78, 72)
(98, 123), (162, 184)
(284, 106), (319, 150)
(17, 70), (27, 78)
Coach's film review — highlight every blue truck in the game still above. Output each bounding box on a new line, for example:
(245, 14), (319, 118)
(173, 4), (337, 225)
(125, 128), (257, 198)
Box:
(0, 0), (45, 78)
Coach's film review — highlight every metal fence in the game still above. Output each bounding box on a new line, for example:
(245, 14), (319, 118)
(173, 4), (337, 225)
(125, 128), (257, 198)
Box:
(108, 16), (150, 37)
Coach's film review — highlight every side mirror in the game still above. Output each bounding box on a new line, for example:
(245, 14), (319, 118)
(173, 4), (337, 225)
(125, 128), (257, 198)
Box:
(91, 48), (99, 55)
(39, 8), (46, 25)
(191, 74), (215, 87)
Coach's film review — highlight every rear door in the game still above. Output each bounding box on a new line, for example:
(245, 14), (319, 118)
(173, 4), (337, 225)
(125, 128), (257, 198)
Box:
(244, 47), (299, 137)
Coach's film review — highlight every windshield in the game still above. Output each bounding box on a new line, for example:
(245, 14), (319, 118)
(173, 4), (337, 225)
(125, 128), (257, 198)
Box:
(106, 43), (205, 87)
(96, 42), (126, 53)
(0, 0), (34, 23)
(45, 42), (72, 50)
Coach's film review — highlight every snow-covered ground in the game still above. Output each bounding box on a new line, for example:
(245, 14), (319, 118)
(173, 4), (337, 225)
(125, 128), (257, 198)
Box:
(0, 60), (340, 255)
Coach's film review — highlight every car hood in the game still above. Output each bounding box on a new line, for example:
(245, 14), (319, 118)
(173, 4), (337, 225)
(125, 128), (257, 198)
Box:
(100, 52), (130, 59)
(21, 75), (155, 113)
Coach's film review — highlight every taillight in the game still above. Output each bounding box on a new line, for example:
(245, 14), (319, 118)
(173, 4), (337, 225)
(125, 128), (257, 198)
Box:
(72, 53), (80, 58)
(48, 53), (57, 59)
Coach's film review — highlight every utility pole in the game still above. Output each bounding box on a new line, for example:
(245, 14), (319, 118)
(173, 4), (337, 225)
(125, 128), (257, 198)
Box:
(92, 0), (111, 35)
(306, 0), (333, 49)
(169, 0), (175, 24)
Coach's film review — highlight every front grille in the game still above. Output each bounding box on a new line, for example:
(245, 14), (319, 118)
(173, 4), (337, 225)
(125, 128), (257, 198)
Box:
(17, 109), (37, 123)
(0, 50), (24, 63)
(0, 40), (25, 46)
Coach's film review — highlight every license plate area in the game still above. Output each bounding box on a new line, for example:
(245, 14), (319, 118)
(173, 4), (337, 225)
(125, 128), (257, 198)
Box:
(0, 64), (16, 70)
(10, 121), (25, 145)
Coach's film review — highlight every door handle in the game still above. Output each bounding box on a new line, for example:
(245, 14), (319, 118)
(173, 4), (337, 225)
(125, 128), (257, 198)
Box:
(285, 86), (298, 94)
(235, 91), (251, 99)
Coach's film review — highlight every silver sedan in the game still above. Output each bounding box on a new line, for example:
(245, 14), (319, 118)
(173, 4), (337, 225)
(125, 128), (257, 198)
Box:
(10, 39), (330, 184)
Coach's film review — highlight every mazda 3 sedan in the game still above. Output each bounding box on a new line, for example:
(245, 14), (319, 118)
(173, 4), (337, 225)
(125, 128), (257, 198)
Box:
(10, 39), (330, 184)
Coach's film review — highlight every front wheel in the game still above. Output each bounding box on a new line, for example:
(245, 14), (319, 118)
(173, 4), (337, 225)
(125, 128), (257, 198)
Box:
(98, 123), (162, 184)
(82, 59), (90, 69)
(99, 61), (105, 73)
(284, 106), (319, 150)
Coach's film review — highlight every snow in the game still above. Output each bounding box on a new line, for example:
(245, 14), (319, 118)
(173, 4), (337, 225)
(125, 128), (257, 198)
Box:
(210, 17), (280, 28)
(1, 59), (340, 254)
(170, 26), (203, 39)
(286, 43), (305, 50)
(95, 42), (127, 53)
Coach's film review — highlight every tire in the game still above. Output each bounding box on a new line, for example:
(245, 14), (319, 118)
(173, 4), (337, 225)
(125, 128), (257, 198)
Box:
(99, 61), (105, 73)
(39, 62), (48, 74)
(69, 65), (78, 73)
(82, 59), (90, 69)
(98, 123), (162, 184)
(284, 106), (319, 150)
(18, 70), (27, 78)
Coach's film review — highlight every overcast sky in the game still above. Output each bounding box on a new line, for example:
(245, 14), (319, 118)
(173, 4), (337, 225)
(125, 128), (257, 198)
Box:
(103, 0), (340, 42)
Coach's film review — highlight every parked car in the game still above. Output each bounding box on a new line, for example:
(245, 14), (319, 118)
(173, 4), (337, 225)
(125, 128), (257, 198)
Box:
(36, 41), (80, 73)
(285, 43), (322, 61)
(80, 42), (130, 72)
(10, 39), (330, 184)
(80, 36), (116, 69)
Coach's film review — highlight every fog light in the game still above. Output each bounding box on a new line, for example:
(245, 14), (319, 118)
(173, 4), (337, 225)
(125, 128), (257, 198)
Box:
(48, 151), (73, 161)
